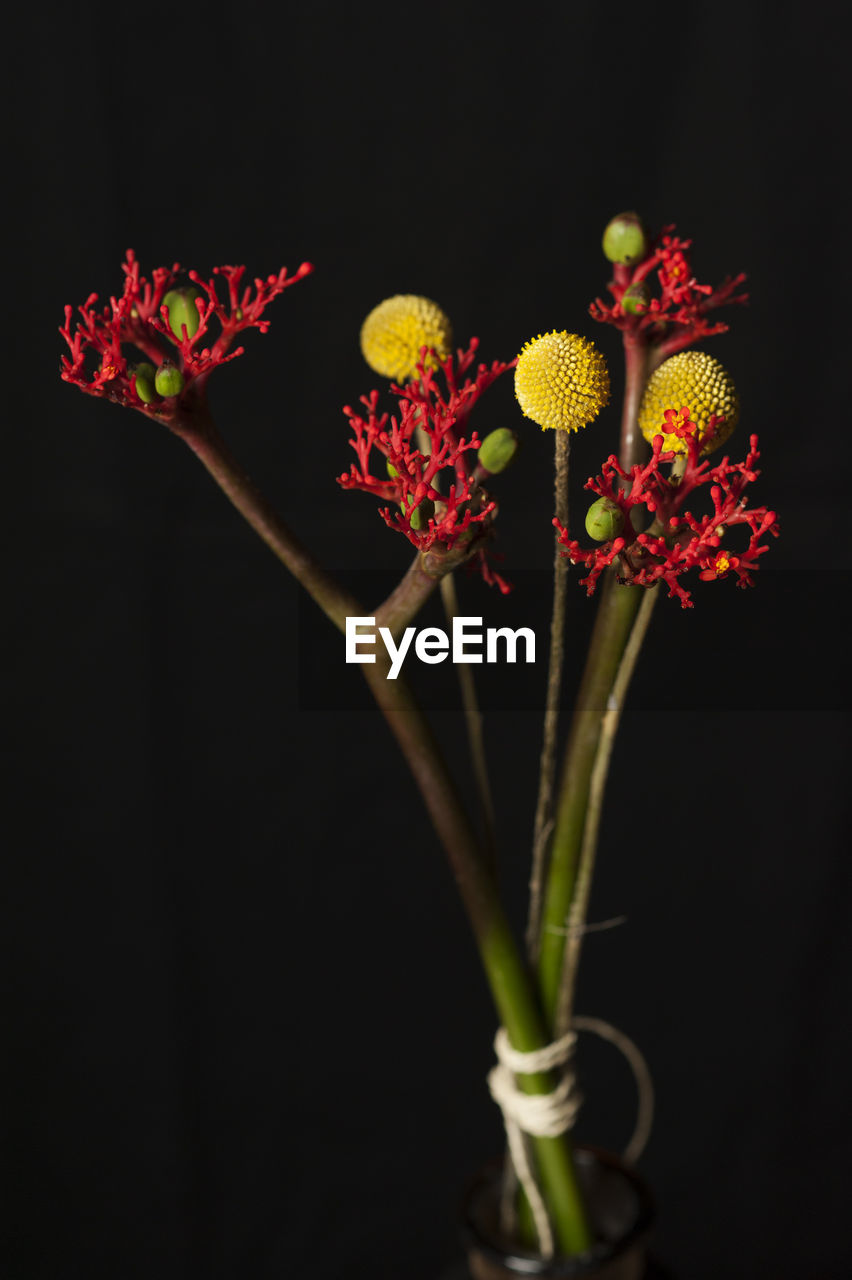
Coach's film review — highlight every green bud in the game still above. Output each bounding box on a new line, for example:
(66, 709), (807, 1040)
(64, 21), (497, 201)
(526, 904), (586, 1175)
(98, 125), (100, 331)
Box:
(154, 362), (185, 398)
(621, 282), (650, 315)
(386, 460), (399, 479)
(402, 494), (435, 531)
(132, 362), (158, 404)
(585, 496), (624, 541)
(162, 287), (202, 341)
(477, 428), (519, 475)
(602, 212), (647, 265)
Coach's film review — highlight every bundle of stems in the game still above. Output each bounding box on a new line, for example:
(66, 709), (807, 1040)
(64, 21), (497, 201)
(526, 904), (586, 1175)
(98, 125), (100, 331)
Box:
(61, 223), (762, 1258)
(163, 313), (661, 1257)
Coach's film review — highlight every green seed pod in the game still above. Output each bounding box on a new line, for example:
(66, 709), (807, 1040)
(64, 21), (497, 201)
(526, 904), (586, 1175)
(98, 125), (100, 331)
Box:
(386, 460), (400, 479)
(585, 496), (624, 541)
(621, 282), (650, 315)
(132, 362), (158, 404)
(162, 287), (202, 340)
(154, 362), (185, 398)
(602, 212), (647, 265)
(477, 428), (519, 475)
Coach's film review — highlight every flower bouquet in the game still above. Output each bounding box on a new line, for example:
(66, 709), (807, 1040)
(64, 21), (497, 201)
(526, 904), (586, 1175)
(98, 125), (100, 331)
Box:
(59, 213), (777, 1276)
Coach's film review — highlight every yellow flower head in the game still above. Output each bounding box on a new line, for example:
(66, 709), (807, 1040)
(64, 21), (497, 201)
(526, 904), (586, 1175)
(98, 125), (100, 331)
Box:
(638, 351), (739, 455)
(360, 295), (453, 382)
(514, 332), (610, 432)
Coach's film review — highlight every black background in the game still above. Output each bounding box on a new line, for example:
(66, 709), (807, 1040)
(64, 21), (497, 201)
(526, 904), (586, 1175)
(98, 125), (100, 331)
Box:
(4, 2), (850, 1277)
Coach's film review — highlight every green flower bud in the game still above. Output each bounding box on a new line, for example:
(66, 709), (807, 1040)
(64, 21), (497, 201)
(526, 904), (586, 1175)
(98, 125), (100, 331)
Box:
(621, 282), (650, 315)
(162, 287), (202, 341)
(154, 362), (185, 398)
(477, 428), (519, 475)
(389, 460), (435, 530)
(132, 362), (158, 404)
(402, 493), (435, 531)
(602, 212), (647, 265)
(585, 496), (624, 541)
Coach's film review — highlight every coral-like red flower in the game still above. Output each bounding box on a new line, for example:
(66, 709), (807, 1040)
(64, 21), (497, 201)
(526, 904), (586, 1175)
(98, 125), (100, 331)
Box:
(60, 250), (313, 414)
(339, 341), (514, 589)
(590, 226), (748, 359)
(556, 412), (779, 607)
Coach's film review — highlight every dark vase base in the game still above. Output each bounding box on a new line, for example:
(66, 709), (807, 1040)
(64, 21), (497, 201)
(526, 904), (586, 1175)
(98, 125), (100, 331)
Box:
(438, 1260), (675, 1280)
(457, 1146), (656, 1280)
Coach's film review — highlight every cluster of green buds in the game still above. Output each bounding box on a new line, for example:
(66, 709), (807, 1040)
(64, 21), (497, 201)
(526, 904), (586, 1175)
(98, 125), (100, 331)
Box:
(131, 286), (203, 405)
(131, 361), (185, 404)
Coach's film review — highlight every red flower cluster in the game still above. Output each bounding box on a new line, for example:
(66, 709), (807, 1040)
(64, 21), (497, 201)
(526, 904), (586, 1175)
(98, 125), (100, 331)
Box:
(59, 250), (313, 412)
(590, 227), (748, 359)
(339, 342), (514, 589)
(557, 410), (779, 607)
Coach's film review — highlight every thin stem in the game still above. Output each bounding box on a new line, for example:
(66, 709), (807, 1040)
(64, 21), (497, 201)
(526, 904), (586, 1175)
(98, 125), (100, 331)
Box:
(536, 576), (643, 1025)
(374, 553), (443, 636)
(536, 332), (654, 1032)
(554, 585), (659, 1038)
(439, 573), (498, 874)
(527, 430), (570, 962)
(176, 412), (360, 633)
(173, 405), (592, 1257)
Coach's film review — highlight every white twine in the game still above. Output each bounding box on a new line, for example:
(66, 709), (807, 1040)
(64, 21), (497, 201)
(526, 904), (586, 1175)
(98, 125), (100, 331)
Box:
(487, 1028), (580, 1259)
(488, 1018), (655, 1258)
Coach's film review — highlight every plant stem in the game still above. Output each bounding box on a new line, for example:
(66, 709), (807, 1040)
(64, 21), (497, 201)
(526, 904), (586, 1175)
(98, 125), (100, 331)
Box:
(360, 647), (590, 1252)
(173, 405), (592, 1257)
(536, 576), (643, 1025)
(536, 333), (653, 1031)
(619, 335), (651, 474)
(176, 411), (361, 633)
(439, 573), (498, 874)
(527, 430), (570, 962)
(553, 585), (659, 1038)
(374, 553), (444, 636)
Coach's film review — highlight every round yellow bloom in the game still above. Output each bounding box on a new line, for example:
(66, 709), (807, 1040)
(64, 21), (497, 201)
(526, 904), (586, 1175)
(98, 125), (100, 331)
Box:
(514, 332), (610, 432)
(360, 295), (453, 382)
(638, 351), (739, 455)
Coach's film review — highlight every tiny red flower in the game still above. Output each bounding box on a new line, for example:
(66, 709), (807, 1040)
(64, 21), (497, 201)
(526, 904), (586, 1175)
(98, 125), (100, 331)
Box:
(589, 225), (748, 359)
(60, 250), (313, 416)
(339, 341), (514, 590)
(556, 413), (779, 607)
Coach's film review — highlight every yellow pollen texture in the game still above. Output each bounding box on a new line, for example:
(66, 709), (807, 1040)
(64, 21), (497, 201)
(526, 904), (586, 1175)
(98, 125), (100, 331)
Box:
(639, 350), (739, 455)
(514, 332), (610, 432)
(360, 295), (453, 382)
(716, 553), (731, 574)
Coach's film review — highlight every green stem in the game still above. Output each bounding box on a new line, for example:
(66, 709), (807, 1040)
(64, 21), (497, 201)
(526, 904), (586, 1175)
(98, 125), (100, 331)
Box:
(173, 405), (592, 1257)
(364, 654), (591, 1258)
(527, 430), (571, 962)
(537, 576), (643, 1024)
(553, 585), (659, 1038)
(536, 334), (652, 1031)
